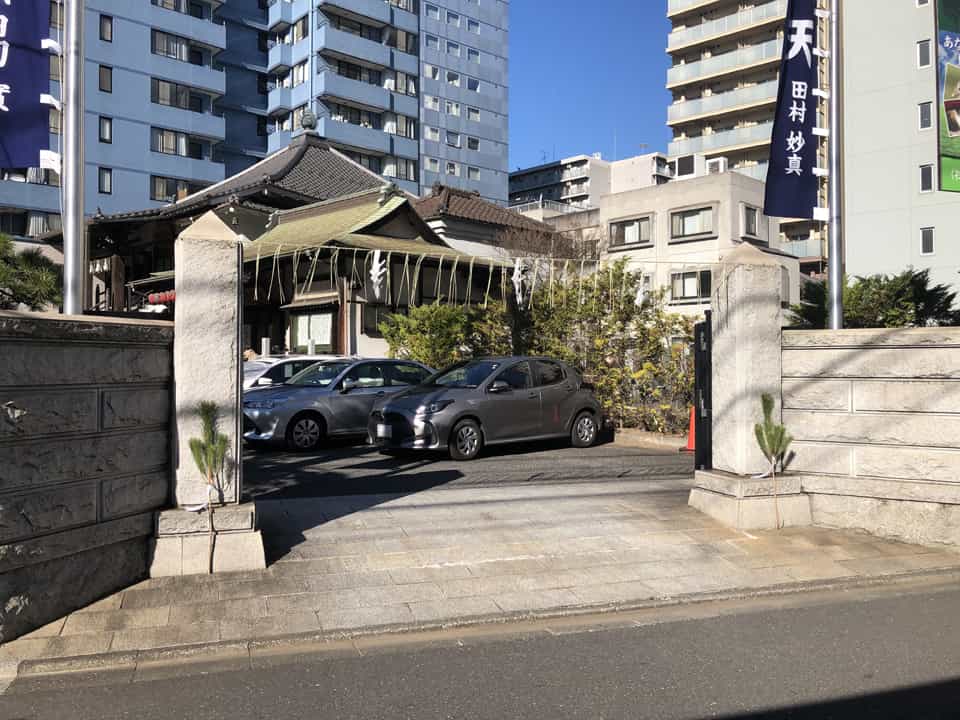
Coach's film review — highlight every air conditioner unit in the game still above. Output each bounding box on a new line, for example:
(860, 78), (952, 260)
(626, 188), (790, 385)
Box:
(707, 157), (729, 175)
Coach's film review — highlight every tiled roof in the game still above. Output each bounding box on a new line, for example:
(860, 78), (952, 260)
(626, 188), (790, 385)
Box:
(414, 185), (557, 233)
(96, 133), (387, 224)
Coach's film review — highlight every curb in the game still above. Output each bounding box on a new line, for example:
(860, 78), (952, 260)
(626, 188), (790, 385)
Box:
(6, 566), (960, 682)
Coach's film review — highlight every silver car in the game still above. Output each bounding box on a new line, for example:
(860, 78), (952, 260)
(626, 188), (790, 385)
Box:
(243, 358), (434, 451)
(243, 355), (347, 390)
(368, 357), (605, 461)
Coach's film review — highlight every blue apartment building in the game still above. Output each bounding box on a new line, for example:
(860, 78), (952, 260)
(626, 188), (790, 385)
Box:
(0, 0), (509, 241)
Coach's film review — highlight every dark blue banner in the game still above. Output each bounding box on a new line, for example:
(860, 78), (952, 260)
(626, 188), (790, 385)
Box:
(0, 1), (52, 169)
(764, 0), (820, 219)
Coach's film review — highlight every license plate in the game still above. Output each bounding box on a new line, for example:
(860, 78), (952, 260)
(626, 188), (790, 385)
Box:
(376, 423), (392, 439)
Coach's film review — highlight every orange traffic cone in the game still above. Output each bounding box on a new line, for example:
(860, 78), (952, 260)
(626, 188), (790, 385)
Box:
(681, 406), (695, 453)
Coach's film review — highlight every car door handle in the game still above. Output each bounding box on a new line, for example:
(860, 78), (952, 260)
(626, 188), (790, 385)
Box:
(376, 391), (386, 397)
(527, 392), (538, 400)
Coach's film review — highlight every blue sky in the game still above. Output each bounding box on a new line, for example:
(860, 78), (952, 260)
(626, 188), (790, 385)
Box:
(508, 1), (672, 171)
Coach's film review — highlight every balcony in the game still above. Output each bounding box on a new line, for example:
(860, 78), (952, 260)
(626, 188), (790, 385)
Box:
(147, 153), (225, 185)
(147, 56), (225, 96)
(668, 80), (779, 124)
(667, 0), (722, 17)
(0, 178), (60, 213)
(318, 116), (391, 154)
(781, 238), (824, 258)
(733, 163), (769, 181)
(151, 104), (225, 141)
(268, 86), (292, 113)
(318, 71), (391, 110)
(318, 24), (390, 67)
(668, 121), (774, 156)
(318, 0), (390, 26)
(267, 0), (309, 31)
(267, 42), (293, 72)
(667, 39), (780, 88)
(149, 5), (226, 50)
(669, 1), (787, 52)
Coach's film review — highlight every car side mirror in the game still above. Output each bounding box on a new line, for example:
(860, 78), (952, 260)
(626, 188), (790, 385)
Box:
(256, 377), (273, 386)
(489, 380), (511, 394)
(341, 378), (358, 393)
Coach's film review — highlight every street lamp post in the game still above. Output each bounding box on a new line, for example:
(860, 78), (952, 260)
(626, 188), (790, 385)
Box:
(827, 0), (843, 329)
(62, 0), (86, 315)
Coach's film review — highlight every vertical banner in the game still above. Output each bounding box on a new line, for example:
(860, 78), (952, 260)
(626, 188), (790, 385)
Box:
(937, 0), (960, 192)
(0, 1), (52, 169)
(764, 0), (820, 219)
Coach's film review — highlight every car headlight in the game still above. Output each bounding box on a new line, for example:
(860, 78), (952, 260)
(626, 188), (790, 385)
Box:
(416, 399), (454, 416)
(243, 397), (289, 410)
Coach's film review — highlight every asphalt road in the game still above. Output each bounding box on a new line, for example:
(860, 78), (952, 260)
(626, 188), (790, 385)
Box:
(5, 579), (960, 719)
(242, 438), (694, 500)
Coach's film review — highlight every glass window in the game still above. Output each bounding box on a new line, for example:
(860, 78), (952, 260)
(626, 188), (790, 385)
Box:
(467, 18), (480, 33)
(445, 100), (460, 116)
(425, 157), (439, 172)
(467, 136), (480, 150)
(447, 11), (460, 26)
(99, 116), (112, 143)
(468, 48), (480, 63)
(920, 164), (934, 192)
(467, 77), (480, 92)
(99, 65), (112, 93)
(670, 270), (712, 302)
(447, 41), (460, 56)
(98, 167), (112, 194)
(535, 360), (565, 386)
(425, 94), (440, 111)
(670, 207), (714, 239)
(446, 130), (461, 147)
(344, 363), (386, 388)
(430, 360), (501, 388)
(918, 39), (931, 68)
(919, 101), (933, 130)
(50, 1), (64, 29)
(390, 363), (431, 387)
(425, 35), (439, 50)
(921, 227), (934, 255)
(288, 361), (351, 387)
(424, 63), (440, 80)
(497, 362), (531, 390)
(468, 106), (480, 121)
(467, 166), (480, 180)
(610, 217), (652, 247)
(744, 206), (759, 236)
(447, 71), (460, 87)
(425, 126), (440, 142)
(99, 15), (113, 42)
(446, 161), (460, 176)
(426, 4), (440, 19)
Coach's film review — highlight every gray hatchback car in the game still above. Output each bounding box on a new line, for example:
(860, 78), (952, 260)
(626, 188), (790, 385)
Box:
(243, 358), (434, 451)
(368, 357), (605, 461)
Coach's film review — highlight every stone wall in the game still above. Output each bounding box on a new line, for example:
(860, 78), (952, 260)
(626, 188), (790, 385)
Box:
(0, 312), (173, 642)
(782, 328), (960, 545)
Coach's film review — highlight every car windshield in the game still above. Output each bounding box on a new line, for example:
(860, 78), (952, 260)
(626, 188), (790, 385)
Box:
(285, 361), (351, 387)
(428, 360), (501, 389)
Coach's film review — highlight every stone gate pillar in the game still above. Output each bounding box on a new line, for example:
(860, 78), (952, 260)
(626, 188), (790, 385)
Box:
(688, 243), (812, 529)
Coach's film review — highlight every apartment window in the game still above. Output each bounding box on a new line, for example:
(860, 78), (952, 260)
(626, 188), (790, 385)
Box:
(671, 270), (712, 303)
(920, 163), (934, 192)
(919, 101), (933, 130)
(152, 78), (204, 112)
(425, 126), (440, 142)
(921, 227), (935, 254)
(50, 1), (64, 30)
(447, 71), (460, 87)
(467, 136), (480, 151)
(99, 15), (113, 42)
(394, 71), (417, 96)
(744, 206), (759, 237)
(445, 100), (460, 116)
(152, 128), (203, 159)
(49, 108), (61, 135)
(393, 114), (418, 140)
(468, 48), (480, 63)
(151, 175), (204, 203)
(425, 35), (439, 51)
(384, 28), (418, 55)
(918, 40), (931, 68)
(447, 11), (460, 26)
(448, 41), (460, 57)
(917, 0), (930, 6)
(384, 156), (418, 182)
(425, 95), (440, 111)
(99, 116), (112, 143)
(424, 63), (440, 80)
(610, 217), (652, 248)
(98, 167), (113, 195)
(446, 161), (460, 176)
(99, 65), (112, 93)
(328, 102), (381, 130)
(670, 206), (714, 240)
(283, 15), (309, 43)
(426, 4), (440, 19)
(152, 30), (192, 62)
(425, 157), (439, 173)
(468, 18), (480, 34)
(467, 106), (480, 121)
(467, 77), (480, 92)
(386, 0), (416, 11)
(446, 130), (461, 148)
(467, 166), (480, 181)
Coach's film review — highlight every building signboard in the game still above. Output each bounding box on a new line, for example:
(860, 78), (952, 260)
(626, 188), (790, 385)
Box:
(938, 0), (960, 192)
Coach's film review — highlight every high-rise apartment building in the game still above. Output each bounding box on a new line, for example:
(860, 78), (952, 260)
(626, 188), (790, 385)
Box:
(264, 0), (509, 202)
(665, 0), (826, 273)
(842, 0), (960, 291)
(0, 0), (229, 238)
(0, 0), (510, 242)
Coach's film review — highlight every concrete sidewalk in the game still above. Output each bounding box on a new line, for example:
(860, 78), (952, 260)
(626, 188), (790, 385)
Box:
(4, 477), (960, 671)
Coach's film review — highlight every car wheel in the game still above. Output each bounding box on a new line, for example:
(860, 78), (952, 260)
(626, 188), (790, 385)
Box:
(286, 413), (325, 451)
(449, 419), (482, 461)
(571, 411), (598, 448)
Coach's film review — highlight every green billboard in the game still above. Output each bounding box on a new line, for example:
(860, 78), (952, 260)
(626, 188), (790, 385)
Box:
(938, 0), (960, 191)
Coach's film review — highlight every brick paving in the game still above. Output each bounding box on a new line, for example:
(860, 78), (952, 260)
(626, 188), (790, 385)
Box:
(4, 476), (960, 664)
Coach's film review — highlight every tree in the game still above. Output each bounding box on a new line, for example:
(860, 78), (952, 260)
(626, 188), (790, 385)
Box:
(754, 393), (793, 530)
(188, 402), (230, 574)
(0, 233), (62, 311)
(791, 269), (959, 329)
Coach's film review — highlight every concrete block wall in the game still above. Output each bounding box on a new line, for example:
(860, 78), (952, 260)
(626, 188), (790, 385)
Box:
(0, 313), (174, 642)
(782, 328), (960, 546)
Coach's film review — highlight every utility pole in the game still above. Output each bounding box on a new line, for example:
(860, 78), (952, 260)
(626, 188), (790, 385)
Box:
(827, 0), (843, 329)
(62, 0), (86, 315)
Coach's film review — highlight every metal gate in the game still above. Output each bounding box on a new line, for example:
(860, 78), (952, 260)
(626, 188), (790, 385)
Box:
(693, 310), (712, 471)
